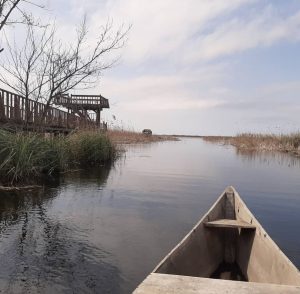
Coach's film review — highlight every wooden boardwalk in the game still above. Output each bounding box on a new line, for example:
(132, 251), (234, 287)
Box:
(0, 88), (107, 133)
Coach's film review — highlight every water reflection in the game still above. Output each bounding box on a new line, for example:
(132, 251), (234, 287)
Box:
(0, 188), (56, 233)
(0, 139), (299, 293)
(235, 149), (300, 168)
(0, 163), (122, 294)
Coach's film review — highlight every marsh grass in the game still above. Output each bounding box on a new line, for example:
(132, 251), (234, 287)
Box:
(68, 131), (115, 165)
(0, 129), (175, 185)
(231, 133), (300, 151)
(0, 130), (116, 185)
(0, 131), (56, 184)
(107, 129), (177, 144)
(203, 133), (300, 154)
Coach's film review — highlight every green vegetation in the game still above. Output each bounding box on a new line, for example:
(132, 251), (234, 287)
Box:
(0, 130), (115, 185)
(68, 131), (115, 165)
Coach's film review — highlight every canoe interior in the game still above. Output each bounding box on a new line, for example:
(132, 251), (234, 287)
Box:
(154, 187), (300, 286)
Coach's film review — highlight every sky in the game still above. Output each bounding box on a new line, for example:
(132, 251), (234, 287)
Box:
(2, 0), (300, 135)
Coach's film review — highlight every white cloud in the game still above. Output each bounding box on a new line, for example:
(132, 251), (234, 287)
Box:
(85, 0), (258, 64)
(2, 0), (300, 134)
(74, 0), (300, 65)
(97, 63), (228, 114)
(186, 8), (300, 61)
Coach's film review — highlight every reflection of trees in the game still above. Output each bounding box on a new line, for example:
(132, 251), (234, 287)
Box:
(235, 149), (300, 168)
(0, 163), (123, 293)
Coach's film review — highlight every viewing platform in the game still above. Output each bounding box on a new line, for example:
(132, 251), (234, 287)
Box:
(53, 94), (109, 127)
(0, 88), (109, 133)
(53, 94), (109, 110)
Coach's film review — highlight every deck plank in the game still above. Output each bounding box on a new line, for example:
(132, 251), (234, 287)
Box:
(134, 273), (300, 293)
(204, 219), (256, 229)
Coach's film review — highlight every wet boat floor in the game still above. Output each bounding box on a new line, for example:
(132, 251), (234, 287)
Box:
(210, 262), (247, 281)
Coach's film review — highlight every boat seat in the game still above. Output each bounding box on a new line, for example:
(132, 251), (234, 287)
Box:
(204, 219), (256, 230)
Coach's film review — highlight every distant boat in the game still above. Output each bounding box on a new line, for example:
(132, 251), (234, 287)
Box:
(134, 186), (300, 293)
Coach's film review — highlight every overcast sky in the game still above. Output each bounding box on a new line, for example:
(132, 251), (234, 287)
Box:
(3, 0), (300, 135)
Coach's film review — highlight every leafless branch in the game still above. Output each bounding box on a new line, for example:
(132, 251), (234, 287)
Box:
(0, 18), (130, 121)
(0, 0), (46, 54)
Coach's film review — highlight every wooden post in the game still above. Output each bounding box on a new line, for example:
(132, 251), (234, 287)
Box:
(96, 108), (101, 127)
(14, 96), (21, 122)
(34, 103), (38, 126)
(8, 92), (12, 119)
(0, 91), (6, 121)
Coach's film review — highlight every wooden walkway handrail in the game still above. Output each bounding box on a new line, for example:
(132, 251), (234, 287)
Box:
(0, 88), (98, 132)
(53, 94), (109, 108)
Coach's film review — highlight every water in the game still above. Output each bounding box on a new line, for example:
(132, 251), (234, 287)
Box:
(0, 138), (300, 293)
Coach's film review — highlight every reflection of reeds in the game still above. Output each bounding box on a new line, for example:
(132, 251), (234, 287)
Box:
(235, 148), (300, 168)
(203, 133), (300, 155)
(107, 129), (178, 144)
(0, 130), (115, 185)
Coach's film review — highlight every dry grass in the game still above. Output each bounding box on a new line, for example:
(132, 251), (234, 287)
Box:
(232, 133), (300, 152)
(107, 130), (178, 145)
(203, 133), (300, 155)
(202, 136), (233, 142)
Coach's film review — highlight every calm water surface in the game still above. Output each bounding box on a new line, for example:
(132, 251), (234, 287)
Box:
(0, 138), (300, 293)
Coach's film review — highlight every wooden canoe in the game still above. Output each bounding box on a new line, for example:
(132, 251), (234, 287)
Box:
(134, 186), (300, 293)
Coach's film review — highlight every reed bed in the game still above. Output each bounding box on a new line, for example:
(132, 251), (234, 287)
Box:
(107, 129), (178, 144)
(232, 133), (300, 151)
(68, 130), (115, 165)
(0, 129), (176, 185)
(0, 130), (115, 185)
(203, 133), (300, 154)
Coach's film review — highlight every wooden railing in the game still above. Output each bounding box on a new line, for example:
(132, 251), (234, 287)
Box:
(53, 94), (109, 108)
(0, 88), (97, 131)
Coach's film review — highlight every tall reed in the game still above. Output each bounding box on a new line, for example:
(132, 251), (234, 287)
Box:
(67, 131), (115, 165)
(0, 131), (58, 184)
(203, 132), (300, 153)
(234, 133), (300, 150)
(0, 130), (116, 185)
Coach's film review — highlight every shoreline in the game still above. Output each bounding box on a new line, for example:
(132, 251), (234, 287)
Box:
(107, 130), (179, 145)
(0, 130), (178, 189)
(0, 129), (115, 188)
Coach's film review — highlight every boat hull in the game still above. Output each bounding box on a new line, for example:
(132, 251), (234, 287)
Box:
(134, 186), (300, 293)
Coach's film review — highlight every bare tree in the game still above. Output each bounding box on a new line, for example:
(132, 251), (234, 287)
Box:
(0, 0), (45, 52)
(0, 18), (129, 124)
(0, 0), (44, 30)
(0, 0), (21, 33)
(43, 18), (129, 107)
(0, 25), (52, 96)
(0, 24), (53, 125)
